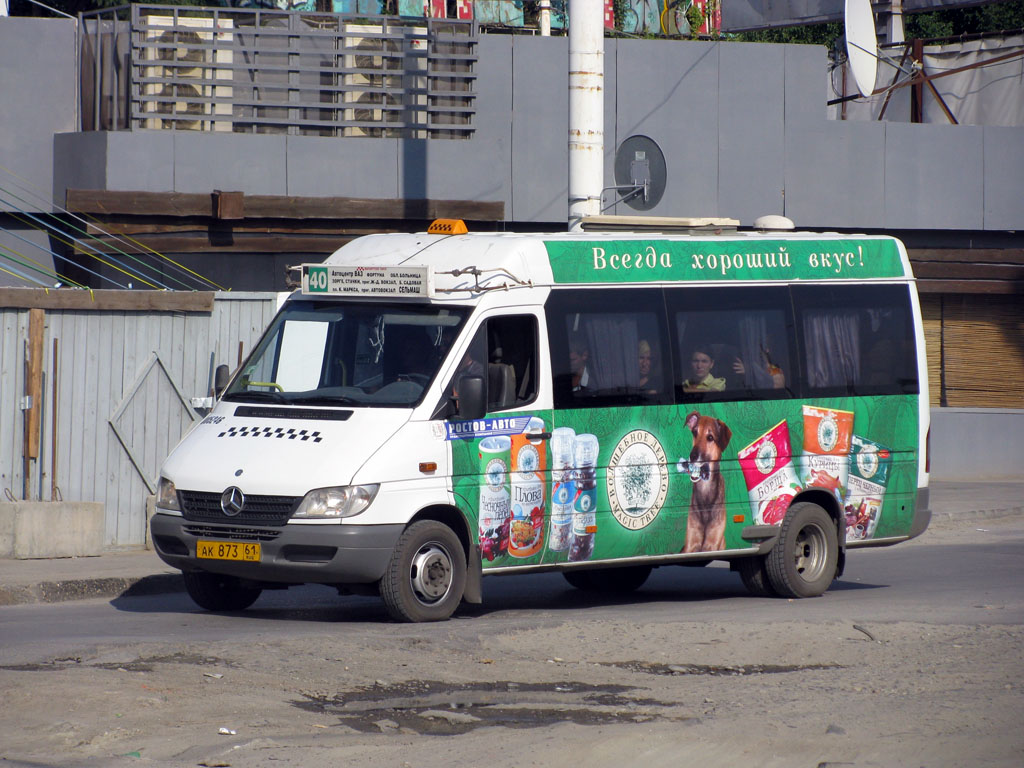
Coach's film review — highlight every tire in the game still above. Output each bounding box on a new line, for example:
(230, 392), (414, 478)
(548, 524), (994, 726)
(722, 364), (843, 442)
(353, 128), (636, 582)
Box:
(379, 520), (466, 622)
(735, 555), (777, 597)
(563, 565), (652, 593)
(765, 502), (838, 598)
(183, 571), (262, 611)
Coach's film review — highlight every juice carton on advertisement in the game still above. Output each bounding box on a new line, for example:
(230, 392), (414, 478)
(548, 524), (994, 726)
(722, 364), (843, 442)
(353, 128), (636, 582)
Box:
(738, 420), (803, 525)
(844, 434), (892, 540)
(800, 405), (855, 501)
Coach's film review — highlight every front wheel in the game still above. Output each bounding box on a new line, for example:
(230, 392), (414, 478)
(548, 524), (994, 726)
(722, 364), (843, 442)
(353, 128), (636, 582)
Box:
(380, 520), (466, 622)
(766, 502), (838, 598)
(183, 571), (262, 611)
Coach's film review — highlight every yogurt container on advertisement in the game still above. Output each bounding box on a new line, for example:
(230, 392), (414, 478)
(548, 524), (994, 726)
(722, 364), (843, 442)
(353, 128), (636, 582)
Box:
(800, 405), (855, 501)
(737, 420), (803, 525)
(548, 427), (576, 551)
(844, 434), (892, 540)
(568, 433), (599, 561)
(478, 435), (511, 561)
(509, 418), (546, 557)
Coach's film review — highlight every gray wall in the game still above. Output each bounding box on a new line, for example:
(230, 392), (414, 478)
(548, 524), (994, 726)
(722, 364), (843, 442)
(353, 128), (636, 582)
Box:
(0, 26), (1011, 238)
(0, 18), (77, 289)
(930, 408), (1024, 481)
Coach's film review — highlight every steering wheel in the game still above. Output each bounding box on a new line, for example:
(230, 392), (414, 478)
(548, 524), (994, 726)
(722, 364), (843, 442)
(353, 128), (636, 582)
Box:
(397, 373), (430, 386)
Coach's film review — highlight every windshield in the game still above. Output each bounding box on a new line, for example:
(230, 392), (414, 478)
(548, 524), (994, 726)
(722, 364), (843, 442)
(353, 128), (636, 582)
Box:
(223, 299), (470, 407)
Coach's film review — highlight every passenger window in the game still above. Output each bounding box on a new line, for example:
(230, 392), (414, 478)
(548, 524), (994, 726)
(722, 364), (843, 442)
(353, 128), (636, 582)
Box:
(667, 286), (793, 402)
(792, 284), (918, 396)
(442, 314), (539, 415)
(547, 289), (670, 409)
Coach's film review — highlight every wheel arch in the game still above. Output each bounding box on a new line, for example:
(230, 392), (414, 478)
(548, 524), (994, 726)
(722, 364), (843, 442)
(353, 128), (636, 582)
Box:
(409, 503), (482, 604)
(790, 488), (848, 577)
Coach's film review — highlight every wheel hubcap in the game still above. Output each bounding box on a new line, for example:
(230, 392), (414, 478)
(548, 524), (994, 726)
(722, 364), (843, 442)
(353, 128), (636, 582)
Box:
(792, 523), (827, 581)
(410, 543), (453, 604)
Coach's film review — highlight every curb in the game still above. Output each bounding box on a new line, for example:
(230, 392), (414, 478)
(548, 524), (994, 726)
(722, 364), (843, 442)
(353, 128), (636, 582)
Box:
(929, 507), (1024, 525)
(0, 573), (184, 607)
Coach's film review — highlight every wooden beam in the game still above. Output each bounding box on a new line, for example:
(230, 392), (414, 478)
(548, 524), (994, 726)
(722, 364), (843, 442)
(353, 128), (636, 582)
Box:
(0, 288), (216, 312)
(909, 249), (1024, 265)
(66, 189), (505, 222)
(84, 233), (357, 254)
(26, 308), (45, 460)
(911, 263), (1024, 281)
(915, 280), (1024, 295)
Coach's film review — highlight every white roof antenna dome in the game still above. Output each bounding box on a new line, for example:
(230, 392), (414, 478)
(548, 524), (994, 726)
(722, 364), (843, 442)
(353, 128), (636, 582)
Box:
(753, 215), (795, 231)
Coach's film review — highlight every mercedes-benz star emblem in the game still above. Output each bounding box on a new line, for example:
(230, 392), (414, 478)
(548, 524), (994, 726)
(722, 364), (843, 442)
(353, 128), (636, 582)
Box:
(220, 486), (245, 517)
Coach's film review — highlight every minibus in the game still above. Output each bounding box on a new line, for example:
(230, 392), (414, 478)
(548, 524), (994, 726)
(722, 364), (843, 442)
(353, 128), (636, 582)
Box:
(151, 218), (931, 621)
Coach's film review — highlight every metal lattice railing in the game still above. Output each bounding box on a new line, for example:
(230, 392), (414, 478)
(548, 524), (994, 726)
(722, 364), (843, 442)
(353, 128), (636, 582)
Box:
(79, 4), (477, 139)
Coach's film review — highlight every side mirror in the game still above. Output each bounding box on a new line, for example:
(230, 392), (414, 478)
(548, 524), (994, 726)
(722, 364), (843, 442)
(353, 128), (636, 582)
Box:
(214, 364), (230, 396)
(454, 374), (486, 421)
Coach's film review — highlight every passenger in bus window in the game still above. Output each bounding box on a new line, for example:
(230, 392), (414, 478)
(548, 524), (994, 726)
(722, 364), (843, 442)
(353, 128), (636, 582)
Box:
(732, 345), (786, 389)
(569, 333), (593, 393)
(637, 338), (658, 394)
(682, 345), (726, 392)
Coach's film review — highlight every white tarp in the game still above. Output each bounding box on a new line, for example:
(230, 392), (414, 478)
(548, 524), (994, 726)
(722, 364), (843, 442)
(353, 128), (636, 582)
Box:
(830, 34), (1024, 126)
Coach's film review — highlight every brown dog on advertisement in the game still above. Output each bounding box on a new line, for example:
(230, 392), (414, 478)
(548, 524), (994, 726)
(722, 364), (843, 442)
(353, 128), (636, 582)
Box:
(682, 410), (732, 553)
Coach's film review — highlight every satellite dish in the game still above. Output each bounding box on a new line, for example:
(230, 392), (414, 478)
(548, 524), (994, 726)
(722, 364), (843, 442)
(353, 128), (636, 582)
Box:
(845, 0), (878, 98)
(613, 135), (666, 211)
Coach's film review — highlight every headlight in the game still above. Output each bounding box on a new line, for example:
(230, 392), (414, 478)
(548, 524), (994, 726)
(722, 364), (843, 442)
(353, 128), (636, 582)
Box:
(156, 477), (180, 511)
(293, 485), (379, 519)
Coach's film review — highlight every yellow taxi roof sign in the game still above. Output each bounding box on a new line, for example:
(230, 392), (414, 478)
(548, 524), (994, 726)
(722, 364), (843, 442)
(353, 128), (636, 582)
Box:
(427, 218), (468, 235)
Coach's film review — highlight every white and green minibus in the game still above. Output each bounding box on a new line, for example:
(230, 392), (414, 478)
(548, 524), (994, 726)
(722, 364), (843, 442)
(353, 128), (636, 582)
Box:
(151, 219), (931, 621)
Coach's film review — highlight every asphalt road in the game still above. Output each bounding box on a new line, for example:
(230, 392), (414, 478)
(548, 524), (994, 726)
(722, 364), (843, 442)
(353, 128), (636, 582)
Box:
(2, 517), (1021, 666)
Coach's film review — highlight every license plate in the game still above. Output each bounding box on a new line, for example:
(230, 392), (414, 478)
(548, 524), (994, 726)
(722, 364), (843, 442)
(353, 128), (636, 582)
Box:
(196, 540), (261, 562)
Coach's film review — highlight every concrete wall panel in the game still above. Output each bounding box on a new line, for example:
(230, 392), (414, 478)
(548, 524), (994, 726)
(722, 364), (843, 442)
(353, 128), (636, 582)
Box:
(511, 35), (568, 223)
(784, 120), (887, 228)
(884, 122), (985, 230)
(614, 39), (720, 219)
(983, 127), (1024, 230)
(172, 133), (288, 195)
(718, 41), (785, 223)
(91, 131), (175, 194)
(287, 136), (400, 199)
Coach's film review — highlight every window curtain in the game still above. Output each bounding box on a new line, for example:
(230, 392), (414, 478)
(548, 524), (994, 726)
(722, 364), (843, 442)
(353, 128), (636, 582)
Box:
(803, 311), (860, 387)
(583, 316), (639, 390)
(738, 314), (776, 389)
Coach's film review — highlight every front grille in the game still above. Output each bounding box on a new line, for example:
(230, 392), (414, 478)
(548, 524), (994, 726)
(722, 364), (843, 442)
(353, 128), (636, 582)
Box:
(183, 524), (282, 542)
(179, 490), (300, 526)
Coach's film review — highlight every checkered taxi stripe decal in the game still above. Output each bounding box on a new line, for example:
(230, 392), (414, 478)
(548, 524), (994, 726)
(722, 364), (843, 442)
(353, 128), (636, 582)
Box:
(217, 426), (323, 442)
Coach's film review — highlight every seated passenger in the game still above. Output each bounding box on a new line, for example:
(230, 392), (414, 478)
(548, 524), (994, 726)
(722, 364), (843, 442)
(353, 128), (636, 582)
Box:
(732, 345), (786, 389)
(682, 345), (726, 392)
(569, 333), (593, 393)
(637, 338), (658, 394)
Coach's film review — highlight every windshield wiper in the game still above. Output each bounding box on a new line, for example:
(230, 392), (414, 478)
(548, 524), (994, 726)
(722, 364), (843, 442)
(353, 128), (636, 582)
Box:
(222, 390), (289, 404)
(289, 395), (361, 406)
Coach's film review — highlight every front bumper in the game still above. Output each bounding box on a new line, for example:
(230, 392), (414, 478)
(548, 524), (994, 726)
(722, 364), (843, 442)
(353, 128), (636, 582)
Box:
(150, 512), (404, 585)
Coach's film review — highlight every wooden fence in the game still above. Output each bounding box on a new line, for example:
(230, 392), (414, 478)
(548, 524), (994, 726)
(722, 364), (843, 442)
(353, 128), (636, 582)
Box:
(0, 290), (279, 548)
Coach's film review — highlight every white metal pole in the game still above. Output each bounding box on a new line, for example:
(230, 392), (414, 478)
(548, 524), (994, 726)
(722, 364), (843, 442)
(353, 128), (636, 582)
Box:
(539, 0), (551, 36)
(567, 0), (604, 232)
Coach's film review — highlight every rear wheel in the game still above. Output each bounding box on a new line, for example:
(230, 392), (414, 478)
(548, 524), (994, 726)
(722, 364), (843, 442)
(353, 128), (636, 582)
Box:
(766, 503), (838, 598)
(735, 555), (776, 597)
(380, 520), (466, 622)
(183, 571), (262, 611)
(563, 565), (652, 593)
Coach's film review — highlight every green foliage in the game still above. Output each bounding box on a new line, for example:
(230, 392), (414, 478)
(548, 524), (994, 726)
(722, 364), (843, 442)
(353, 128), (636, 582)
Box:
(729, 1), (1024, 46)
(732, 21), (843, 48)
(905, 1), (1024, 40)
